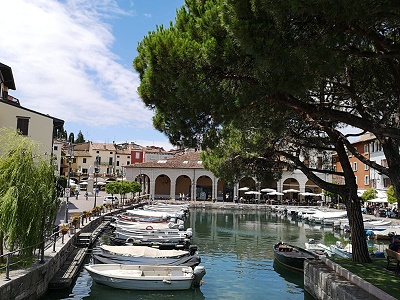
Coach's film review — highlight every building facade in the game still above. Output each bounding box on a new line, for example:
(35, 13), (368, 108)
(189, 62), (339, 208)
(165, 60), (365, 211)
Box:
(0, 62), (64, 156)
(125, 150), (329, 202)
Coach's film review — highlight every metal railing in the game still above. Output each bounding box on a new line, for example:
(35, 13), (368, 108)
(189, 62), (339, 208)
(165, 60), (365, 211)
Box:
(0, 225), (69, 281)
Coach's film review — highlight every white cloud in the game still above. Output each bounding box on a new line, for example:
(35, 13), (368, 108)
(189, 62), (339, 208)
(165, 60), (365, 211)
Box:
(0, 0), (153, 129)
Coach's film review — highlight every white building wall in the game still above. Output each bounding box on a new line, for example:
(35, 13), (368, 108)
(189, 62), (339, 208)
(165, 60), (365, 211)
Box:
(0, 102), (54, 154)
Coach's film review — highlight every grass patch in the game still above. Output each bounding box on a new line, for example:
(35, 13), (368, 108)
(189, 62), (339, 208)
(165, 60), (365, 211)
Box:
(331, 257), (400, 299)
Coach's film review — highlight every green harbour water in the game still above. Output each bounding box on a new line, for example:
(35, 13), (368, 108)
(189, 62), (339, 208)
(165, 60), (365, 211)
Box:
(43, 207), (376, 300)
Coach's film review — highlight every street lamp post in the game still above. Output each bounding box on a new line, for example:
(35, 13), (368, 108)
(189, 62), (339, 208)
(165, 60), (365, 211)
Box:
(64, 145), (74, 223)
(94, 155), (100, 208)
(121, 164), (124, 205)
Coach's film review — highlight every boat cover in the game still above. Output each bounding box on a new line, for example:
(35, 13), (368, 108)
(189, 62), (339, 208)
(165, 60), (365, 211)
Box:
(101, 245), (189, 258)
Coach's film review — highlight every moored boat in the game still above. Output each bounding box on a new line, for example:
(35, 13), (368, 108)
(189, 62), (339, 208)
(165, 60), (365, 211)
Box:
(93, 252), (201, 268)
(84, 264), (206, 290)
(304, 239), (335, 257)
(329, 241), (352, 258)
(273, 242), (318, 272)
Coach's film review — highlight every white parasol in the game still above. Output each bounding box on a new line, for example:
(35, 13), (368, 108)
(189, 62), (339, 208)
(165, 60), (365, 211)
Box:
(261, 188), (276, 193)
(238, 187), (250, 191)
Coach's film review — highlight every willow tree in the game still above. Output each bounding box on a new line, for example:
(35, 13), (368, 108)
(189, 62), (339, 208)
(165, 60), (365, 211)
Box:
(0, 128), (59, 257)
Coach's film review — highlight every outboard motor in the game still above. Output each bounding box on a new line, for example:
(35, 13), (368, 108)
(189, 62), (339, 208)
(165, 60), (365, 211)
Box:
(185, 228), (193, 238)
(189, 245), (198, 256)
(192, 266), (206, 287)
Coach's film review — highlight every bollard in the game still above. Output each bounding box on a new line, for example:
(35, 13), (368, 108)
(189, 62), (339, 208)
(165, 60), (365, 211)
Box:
(40, 241), (45, 264)
(5, 253), (11, 280)
(53, 233), (57, 252)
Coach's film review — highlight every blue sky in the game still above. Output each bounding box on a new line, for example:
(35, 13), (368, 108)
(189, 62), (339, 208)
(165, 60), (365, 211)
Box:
(0, 0), (185, 150)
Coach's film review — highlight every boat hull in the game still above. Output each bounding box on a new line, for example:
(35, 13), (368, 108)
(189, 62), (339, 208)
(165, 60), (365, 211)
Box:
(273, 243), (317, 272)
(85, 264), (198, 291)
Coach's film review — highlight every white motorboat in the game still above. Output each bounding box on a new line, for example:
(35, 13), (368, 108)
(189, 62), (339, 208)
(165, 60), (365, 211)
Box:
(309, 211), (347, 224)
(304, 239), (335, 257)
(114, 225), (192, 239)
(364, 219), (392, 229)
(126, 209), (183, 220)
(99, 245), (190, 258)
(113, 218), (185, 230)
(85, 264), (206, 290)
(93, 245), (201, 267)
(330, 241), (352, 259)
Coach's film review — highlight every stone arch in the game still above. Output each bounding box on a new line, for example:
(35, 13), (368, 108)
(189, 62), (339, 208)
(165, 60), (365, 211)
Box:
(238, 177), (256, 198)
(305, 179), (322, 194)
(282, 178), (300, 200)
(154, 174), (171, 200)
(135, 173), (150, 196)
(196, 175), (213, 200)
(175, 174), (192, 200)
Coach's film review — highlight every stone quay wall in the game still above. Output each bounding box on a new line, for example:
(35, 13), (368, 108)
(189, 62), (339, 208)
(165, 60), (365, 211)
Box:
(0, 217), (103, 300)
(304, 258), (396, 300)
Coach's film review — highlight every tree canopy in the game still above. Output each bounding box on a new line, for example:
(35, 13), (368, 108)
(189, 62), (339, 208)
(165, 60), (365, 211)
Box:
(133, 0), (400, 262)
(75, 130), (85, 144)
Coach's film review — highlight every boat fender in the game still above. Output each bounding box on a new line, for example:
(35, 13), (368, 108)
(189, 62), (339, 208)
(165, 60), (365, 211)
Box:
(163, 279), (172, 284)
(146, 225), (153, 230)
(365, 230), (374, 236)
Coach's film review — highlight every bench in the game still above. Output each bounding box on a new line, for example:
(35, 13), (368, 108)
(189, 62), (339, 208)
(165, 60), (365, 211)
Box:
(385, 248), (400, 275)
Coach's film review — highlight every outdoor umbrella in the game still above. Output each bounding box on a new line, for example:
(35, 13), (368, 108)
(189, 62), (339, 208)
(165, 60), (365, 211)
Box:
(261, 188), (276, 193)
(267, 191), (284, 196)
(244, 191), (261, 195)
(283, 189), (300, 193)
(238, 187), (250, 191)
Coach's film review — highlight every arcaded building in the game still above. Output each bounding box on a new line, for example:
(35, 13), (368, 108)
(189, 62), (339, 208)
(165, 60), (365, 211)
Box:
(124, 150), (328, 202)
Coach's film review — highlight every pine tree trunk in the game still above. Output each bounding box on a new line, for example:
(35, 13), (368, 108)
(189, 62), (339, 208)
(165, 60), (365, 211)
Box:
(346, 194), (371, 262)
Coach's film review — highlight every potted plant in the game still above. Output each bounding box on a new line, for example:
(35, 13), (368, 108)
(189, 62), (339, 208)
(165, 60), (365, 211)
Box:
(59, 224), (69, 235)
(71, 214), (80, 228)
(91, 207), (98, 216)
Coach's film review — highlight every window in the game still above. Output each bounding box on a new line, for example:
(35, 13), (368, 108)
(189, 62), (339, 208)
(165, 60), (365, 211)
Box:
(353, 162), (358, 171)
(382, 159), (387, 167)
(126, 161), (130, 165)
(364, 175), (370, 185)
(364, 144), (369, 153)
(364, 163), (369, 171)
(83, 158), (87, 163)
(116, 161), (120, 166)
(109, 157), (113, 165)
(135, 152), (140, 159)
(54, 146), (58, 151)
(17, 117), (29, 135)
(110, 152), (113, 154)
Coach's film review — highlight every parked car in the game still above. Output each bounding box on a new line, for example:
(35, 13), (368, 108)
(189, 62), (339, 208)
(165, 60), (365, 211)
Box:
(103, 195), (118, 205)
